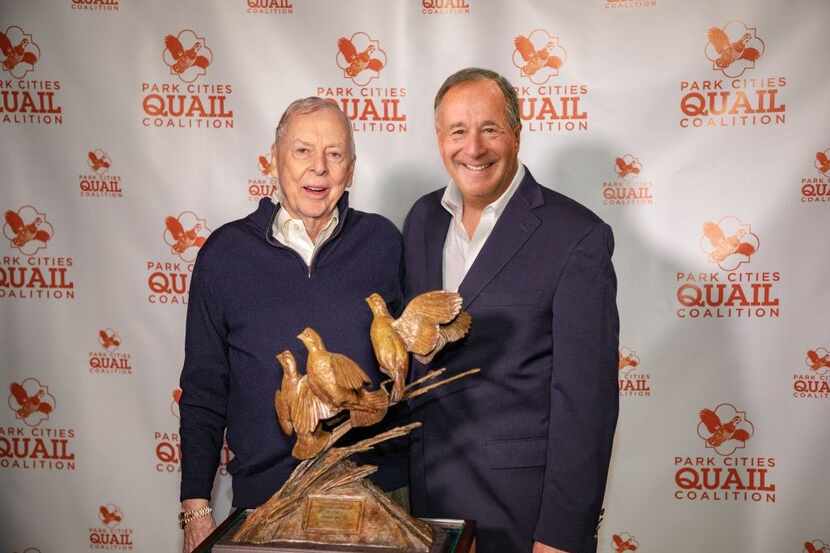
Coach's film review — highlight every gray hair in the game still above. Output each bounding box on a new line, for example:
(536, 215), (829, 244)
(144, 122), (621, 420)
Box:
(434, 67), (521, 130)
(274, 97), (355, 159)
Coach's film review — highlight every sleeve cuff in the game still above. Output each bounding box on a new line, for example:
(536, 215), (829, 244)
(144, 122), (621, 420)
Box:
(533, 502), (600, 553)
(180, 476), (215, 503)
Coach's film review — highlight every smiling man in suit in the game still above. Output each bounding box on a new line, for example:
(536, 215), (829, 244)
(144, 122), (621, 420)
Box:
(403, 67), (619, 553)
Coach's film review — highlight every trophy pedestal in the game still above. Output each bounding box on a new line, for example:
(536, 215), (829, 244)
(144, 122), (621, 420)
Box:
(195, 509), (475, 553)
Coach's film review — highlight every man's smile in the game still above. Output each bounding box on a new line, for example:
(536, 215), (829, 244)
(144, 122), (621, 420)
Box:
(458, 161), (495, 172)
(302, 184), (330, 196)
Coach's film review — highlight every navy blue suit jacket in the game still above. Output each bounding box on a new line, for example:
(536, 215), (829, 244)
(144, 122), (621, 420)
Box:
(403, 169), (619, 553)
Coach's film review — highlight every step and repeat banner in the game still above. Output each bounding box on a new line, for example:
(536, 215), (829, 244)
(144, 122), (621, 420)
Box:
(1, 1), (829, 552)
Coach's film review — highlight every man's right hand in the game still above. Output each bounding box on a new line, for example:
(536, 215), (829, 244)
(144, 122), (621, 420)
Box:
(181, 499), (216, 553)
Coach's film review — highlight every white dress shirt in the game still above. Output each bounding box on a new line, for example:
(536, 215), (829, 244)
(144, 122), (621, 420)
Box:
(441, 164), (525, 292)
(272, 201), (339, 267)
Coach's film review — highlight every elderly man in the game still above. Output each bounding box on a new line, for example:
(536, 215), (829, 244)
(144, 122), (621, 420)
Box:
(178, 97), (406, 552)
(403, 68), (619, 553)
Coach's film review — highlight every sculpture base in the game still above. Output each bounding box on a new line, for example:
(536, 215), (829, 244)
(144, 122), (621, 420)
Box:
(198, 510), (474, 553)
(195, 425), (476, 553)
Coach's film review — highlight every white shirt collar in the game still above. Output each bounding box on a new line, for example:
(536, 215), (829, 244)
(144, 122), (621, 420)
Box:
(272, 203), (339, 267)
(275, 204), (339, 243)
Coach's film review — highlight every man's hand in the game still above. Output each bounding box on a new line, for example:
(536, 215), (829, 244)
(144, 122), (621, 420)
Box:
(181, 499), (216, 553)
(533, 541), (569, 553)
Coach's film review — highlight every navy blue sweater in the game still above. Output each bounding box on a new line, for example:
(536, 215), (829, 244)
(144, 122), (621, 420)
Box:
(179, 195), (405, 508)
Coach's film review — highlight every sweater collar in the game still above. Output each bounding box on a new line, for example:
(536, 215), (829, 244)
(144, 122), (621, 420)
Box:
(251, 192), (351, 247)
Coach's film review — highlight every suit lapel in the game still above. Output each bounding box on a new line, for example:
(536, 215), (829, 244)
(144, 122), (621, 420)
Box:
(458, 171), (544, 309)
(424, 199), (451, 292)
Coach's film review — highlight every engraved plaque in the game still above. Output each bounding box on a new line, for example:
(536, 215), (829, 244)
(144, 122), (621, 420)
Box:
(302, 495), (364, 534)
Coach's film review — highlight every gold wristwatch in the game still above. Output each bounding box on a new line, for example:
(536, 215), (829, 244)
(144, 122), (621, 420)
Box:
(178, 505), (213, 529)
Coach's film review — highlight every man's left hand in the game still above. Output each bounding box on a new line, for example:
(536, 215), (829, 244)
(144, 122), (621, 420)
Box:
(532, 541), (569, 553)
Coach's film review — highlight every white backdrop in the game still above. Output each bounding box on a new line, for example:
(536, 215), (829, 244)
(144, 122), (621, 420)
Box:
(1, 1), (829, 552)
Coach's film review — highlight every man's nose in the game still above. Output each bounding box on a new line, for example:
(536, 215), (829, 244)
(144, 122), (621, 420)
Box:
(462, 131), (485, 158)
(311, 150), (328, 175)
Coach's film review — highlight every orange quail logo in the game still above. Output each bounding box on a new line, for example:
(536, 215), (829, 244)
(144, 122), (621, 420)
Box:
(705, 22), (764, 79)
(87, 149), (112, 175)
(336, 33), (386, 86)
(700, 217), (759, 271)
(614, 155), (641, 179)
(806, 348), (830, 375)
(248, 152), (279, 202)
(8, 378), (55, 427)
(98, 329), (121, 351)
(98, 504), (123, 528)
(805, 541), (830, 553)
(258, 152), (277, 177)
(618, 347), (640, 375)
(697, 403), (753, 456)
(815, 149), (830, 177)
(618, 346), (650, 397)
(163, 30), (212, 83)
(0, 26), (39, 78)
(3, 206), (53, 256)
(163, 211), (210, 262)
(611, 533), (638, 552)
(512, 30), (566, 85)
